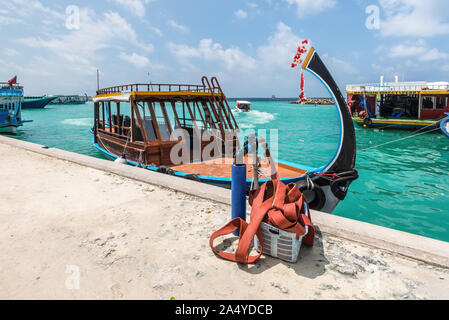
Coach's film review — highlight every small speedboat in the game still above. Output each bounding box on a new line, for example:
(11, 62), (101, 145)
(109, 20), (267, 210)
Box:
(236, 100), (251, 112)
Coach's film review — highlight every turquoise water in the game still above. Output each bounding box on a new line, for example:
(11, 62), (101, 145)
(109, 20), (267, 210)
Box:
(11, 101), (449, 242)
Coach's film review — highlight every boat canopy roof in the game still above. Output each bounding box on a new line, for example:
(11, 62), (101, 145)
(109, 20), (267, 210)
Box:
(93, 76), (239, 139)
(236, 100), (251, 105)
(346, 81), (449, 95)
(94, 80), (224, 103)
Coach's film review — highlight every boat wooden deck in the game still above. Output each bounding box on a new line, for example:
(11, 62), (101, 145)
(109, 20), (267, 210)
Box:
(170, 156), (306, 179)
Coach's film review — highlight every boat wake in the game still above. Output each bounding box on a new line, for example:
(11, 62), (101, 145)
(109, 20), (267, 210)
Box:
(234, 110), (277, 129)
(61, 118), (91, 126)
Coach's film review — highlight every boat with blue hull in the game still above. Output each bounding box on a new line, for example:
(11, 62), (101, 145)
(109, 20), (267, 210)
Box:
(440, 113), (449, 138)
(0, 80), (31, 134)
(91, 47), (358, 213)
(22, 96), (58, 109)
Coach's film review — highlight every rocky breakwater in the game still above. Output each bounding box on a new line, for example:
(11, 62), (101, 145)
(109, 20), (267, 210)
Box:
(292, 98), (334, 105)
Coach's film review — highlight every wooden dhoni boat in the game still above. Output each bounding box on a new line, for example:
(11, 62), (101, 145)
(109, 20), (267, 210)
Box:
(92, 48), (358, 213)
(347, 79), (449, 131)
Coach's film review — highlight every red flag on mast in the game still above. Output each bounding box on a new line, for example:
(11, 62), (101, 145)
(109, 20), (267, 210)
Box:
(7, 76), (17, 86)
(291, 40), (309, 102)
(299, 71), (305, 102)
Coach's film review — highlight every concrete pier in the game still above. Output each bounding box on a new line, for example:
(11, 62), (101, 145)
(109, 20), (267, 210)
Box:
(1, 136), (448, 300)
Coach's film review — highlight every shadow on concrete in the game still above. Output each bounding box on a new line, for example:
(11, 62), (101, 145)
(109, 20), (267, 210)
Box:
(213, 227), (329, 280)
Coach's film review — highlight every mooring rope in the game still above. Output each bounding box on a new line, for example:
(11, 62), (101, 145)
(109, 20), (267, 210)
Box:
(121, 130), (131, 156)
(95, 132), (116, 156)
(359, 127), (441, 151)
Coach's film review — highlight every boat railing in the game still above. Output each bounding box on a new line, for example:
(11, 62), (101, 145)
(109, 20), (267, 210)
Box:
(347, 82), (449, 93)
(0, 83), (24, 90)
(96, 83), (221, 95)
(97, 120), (131, 139)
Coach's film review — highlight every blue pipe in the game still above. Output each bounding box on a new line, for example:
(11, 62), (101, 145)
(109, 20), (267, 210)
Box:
(231, 164), (247, 236)
(357, 94), (374, 118)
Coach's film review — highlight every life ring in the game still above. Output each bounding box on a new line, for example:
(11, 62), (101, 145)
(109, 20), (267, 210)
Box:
(363, 117), (372, 127)
(296, 179), (326, 211)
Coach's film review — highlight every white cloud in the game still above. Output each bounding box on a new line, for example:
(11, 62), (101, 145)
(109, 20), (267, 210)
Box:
(0, 0), (65, 26)
(420, 48), (449, 61)
(167, 20), (188, 32)
(387, 40), (449, 61)
(119, 52), (166, 69)
(152, 27), (163, 36)
(234, 9), (248, 19)
(371, 63), (397, 75)
(120, 52), (150, 67)
(388, 43), (427, 58)
(282, 0), (336, 17)
(379, 0), (449, 37)
(257, 22), (302, 70)
(3, 48), (20, 57)
(322, 54), (360, 75)
(0, 2), (165, 94)
(17, 9), (154, 75)
(168, 39), (256, 70)
(166, 21), (358, 96)
(247, 3), (258, 8)
(0, 15), (23, 25)
(113, 0), (154, 17)
(4, 0), (64, 20)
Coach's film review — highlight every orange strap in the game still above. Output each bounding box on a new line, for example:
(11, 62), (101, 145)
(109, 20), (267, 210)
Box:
(210, 179), (316, 264)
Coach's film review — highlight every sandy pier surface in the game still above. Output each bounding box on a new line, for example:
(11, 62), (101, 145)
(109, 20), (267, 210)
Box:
(0, 141), (448, 300)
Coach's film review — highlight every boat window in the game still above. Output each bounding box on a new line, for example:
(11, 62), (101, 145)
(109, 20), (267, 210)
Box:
(99, 102), (106, 130)
(152, 102), (172, 140)
(133, 125), (144, 142)
(142, 116), (157, 141)
(200, 101), (215, 129)
(436, 97), (445, 109)
(168, 101), (182, 130)
(198, 101), (219, 130)
(422, 97), (434, 109)
(159, 123), (170, 140)
(132, 103), (153, 142)
(131, 105), (145, 142)
(201, 100), (226, 130)
(177, 101), (202, 130)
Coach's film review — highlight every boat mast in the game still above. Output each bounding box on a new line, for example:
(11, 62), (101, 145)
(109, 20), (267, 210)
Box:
(97, 69), (100, 91)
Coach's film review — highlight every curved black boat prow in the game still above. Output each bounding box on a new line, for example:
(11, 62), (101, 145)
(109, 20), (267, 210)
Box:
(300, 47), (358, 213)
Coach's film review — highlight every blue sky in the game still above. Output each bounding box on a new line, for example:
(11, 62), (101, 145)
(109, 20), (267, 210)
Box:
(1, 0), (449, 97)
